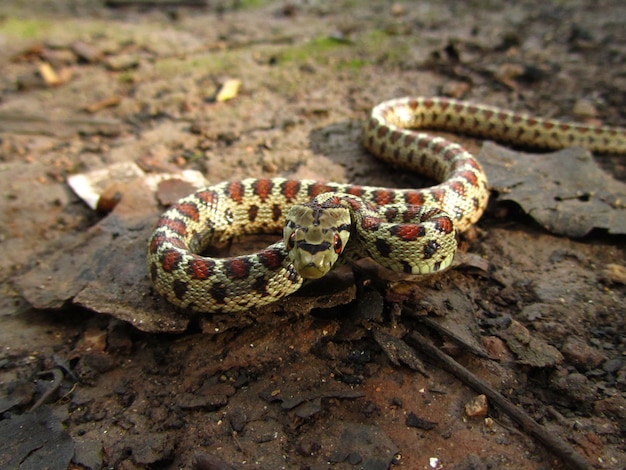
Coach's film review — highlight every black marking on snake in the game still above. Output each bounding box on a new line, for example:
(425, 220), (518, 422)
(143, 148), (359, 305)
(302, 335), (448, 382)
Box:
(248, 204), (259, 222)
(298, 241), (331, 254)
(337, 223), (351, 233)
(375, 238), (392, 258)
(224, 208), (235, 225)
(150, 263), (158, 282)
(401, 260), (413, 274)
(384, 207), (399, 222)
(287, 265), (300, 283)
(272, 204), (282, 222)
(173, 279), (188, 300)
(311, 207), (324, 226)
(252, 276), (269, 296)
(423, 239), (440, 259)
(210, 283), (228, 304)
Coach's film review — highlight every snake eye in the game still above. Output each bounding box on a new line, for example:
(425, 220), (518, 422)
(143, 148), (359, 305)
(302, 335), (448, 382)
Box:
(287, 231), (297, 250)
(333, 233), (343, 254)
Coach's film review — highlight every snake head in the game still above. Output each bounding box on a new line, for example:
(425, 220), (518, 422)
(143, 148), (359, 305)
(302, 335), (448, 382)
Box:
(284, 203), (351, 279)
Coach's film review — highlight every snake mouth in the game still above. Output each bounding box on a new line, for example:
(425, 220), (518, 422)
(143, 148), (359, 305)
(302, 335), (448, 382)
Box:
(297, 263), (328, 280)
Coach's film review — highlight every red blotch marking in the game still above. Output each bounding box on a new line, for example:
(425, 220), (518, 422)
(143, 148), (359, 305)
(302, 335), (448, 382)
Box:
(430, 188), (446, 204)
(161, 249), (182, 272)
(403, 134), (416, 147)
(434, 216), (454, 234)
(423, 98), (435, 109)
(344, 198), (362, 211)
(466, 105), (479, 115)
(258, 247), (285, 270)
(377, 126), (390, 139)
(159, 217), (187, 237)
(149, 234), (167, 254)
(346, 186), (365, 197)
(253, 179), (273, 201)
(149, 234), (186, 254)
(368, 118), (378, 130)
(390, 224), (426, 241)
(227, 181), (245, 203)
(404, 192), (426, 205)
(282, 180), (301, 201)
(450, 157), (480, 172)
(443, 147), (461, 161)
(527, 118), (537, 127)
(497, 112), (508, 121)
(390, 131), (402, 144)
(361, 215), (381, 230)
(448, 180), (466, 198)
(542, 122), (555, 130)
(432, 141), (447, 155)
(458, 170), (479, 186)
(308, 182), (333, 197)
(196, 189), (216, 206)
(409, 99), (419, 110)
(559, 124), (571, 131)
(322, 195), (343, 207)
(187, 257), (215, 280)
(176, 202), (200, 222)
(372, 189), (395, 205)
(225, 258), (251, 280)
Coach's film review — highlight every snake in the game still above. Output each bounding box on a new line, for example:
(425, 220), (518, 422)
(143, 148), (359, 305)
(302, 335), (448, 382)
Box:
(147, 96), (626, 313)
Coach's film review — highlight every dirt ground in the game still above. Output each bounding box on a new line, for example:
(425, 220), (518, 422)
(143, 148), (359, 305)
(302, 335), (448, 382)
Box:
(1, 1), (625, 469)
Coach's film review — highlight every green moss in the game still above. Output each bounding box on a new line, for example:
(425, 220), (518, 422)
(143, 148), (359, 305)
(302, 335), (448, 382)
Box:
(1, 18), (51, 38)
(276, 29), (412, 70)
(279, 36), (360, 67)
(233, 0), (269, 9)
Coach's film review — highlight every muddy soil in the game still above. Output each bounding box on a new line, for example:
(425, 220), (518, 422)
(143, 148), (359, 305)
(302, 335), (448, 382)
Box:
(1, 1), (625, 469)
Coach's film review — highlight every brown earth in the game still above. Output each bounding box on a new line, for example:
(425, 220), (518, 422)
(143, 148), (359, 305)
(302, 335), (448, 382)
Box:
(0, 1), (625, 469)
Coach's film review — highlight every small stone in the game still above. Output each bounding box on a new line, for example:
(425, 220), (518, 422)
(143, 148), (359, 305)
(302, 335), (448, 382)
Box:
(348, 452), (363, 464)
(465, 394), (488, 418)
(602, 358), (624, 374)
(561, 336), (606, 370)
(405, 412), (437, 430)
(572, 99), (599, 119)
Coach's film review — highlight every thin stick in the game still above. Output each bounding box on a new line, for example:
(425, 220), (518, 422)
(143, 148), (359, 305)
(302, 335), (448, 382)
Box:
(407, 331), (592, 470)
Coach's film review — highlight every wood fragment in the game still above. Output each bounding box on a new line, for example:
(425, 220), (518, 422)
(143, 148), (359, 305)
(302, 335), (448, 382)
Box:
(215, 79), (241, 102)
(407, 331), (593, 470)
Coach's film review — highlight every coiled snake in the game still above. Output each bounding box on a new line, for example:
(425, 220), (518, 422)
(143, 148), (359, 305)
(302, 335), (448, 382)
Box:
(147, 97), (626, 313)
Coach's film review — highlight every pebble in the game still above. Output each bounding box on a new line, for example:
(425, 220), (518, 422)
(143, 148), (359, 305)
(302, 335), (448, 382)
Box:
(602, 358), (624, 374)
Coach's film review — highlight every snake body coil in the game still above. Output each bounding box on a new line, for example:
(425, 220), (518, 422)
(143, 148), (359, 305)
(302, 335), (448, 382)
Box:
(147, 97), (626, 313)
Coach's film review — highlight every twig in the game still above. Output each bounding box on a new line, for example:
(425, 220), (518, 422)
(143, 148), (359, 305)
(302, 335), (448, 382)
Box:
(407, 331), (593, 470)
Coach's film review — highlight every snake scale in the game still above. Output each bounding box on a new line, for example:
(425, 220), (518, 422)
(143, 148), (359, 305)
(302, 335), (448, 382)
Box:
(147, 96), (626, 313)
